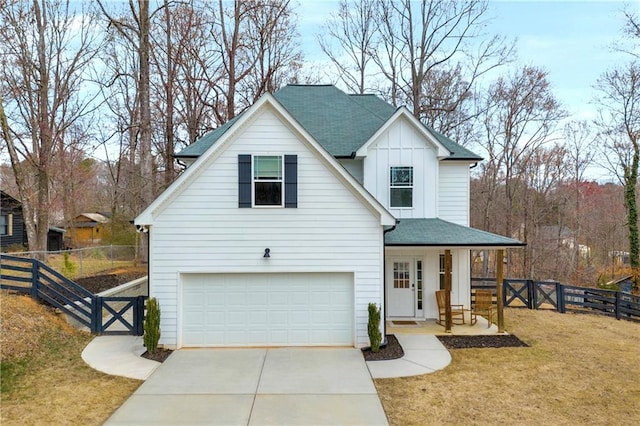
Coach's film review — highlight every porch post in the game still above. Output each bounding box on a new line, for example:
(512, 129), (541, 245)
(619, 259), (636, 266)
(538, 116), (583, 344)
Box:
(444, 249), (452, 332)
(496, 249), (505, 333)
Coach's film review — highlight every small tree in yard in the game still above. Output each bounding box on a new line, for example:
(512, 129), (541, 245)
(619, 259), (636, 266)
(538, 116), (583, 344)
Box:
(368, 302), (382, 353)
(144, 297), (161, 354)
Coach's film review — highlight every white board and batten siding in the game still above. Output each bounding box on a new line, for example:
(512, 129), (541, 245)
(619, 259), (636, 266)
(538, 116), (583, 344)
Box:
(362, 117), (438, 218)
(149, 106), (385, 348)
(438, 162), (470, 226)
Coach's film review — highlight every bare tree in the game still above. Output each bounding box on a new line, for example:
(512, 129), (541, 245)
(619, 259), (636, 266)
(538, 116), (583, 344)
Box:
(207, 0), (301, 122)
(98, 0), (153, 213)
(595, 61), (640, 290)
(380, 1), (513, 117)
(478, 65), (566, 275)
(621, 6), (639, 58)
(0, 0), (102, 254)
(173, 5), (219, 146)
(562, 121), (596, 279)
(318, 0), (380, 94)
(318, 0), (513, 139)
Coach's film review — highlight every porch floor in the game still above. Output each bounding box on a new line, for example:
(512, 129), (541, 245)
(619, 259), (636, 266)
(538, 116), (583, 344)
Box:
(387, 313), (501, 336)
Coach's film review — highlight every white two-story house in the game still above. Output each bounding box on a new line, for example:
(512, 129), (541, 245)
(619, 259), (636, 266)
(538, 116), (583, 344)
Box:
(135, 85), (522, 349)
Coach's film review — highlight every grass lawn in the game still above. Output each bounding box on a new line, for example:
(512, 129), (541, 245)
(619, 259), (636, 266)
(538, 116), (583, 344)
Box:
(45, 254), (135, 280)
(2, 290), (639, 425)
(376, 308), (640, 425)
(0, 292), (140, 425)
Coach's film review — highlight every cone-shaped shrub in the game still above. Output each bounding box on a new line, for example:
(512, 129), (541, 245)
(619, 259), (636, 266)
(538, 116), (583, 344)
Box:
(143, 297), (161, 354)
(368, 302), (382, 353)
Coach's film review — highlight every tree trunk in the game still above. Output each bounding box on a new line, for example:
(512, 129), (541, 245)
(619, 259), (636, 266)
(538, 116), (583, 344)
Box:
(34, 0), (51, 258)
(624, 140), (639, 291)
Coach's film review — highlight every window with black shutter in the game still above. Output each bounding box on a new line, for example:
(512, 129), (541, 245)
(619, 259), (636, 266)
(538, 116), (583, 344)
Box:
(238, 154), (297, 208)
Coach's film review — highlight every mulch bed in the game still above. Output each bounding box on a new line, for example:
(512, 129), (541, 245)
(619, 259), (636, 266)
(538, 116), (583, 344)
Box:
(362, 334), (404, 361)
(76, 268), (147, 294)
(437, 334), (529, 349)
(141, 348), (173, 363)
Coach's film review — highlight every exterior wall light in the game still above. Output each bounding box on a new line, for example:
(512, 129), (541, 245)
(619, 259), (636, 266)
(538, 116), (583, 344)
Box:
(263, 248), (271, 258)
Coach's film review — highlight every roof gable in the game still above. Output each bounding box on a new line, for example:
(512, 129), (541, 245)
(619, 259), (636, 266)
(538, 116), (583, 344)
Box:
(137, 94), (396, 226)
(355, 107), (451, 158)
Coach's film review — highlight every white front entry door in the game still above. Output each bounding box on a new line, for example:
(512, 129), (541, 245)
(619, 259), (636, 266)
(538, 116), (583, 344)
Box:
(387, 259), (415, 317)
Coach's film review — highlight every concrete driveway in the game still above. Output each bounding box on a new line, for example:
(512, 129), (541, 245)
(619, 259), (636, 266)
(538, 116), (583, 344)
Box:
(105, 348), (388, 425)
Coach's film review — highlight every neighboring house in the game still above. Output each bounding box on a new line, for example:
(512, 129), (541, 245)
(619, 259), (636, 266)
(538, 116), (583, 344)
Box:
(135, 85), (523, 349)
(610, 250), (631, 266)
(0, 190), (66, 252)
(67, 213), (110, 247)
(1, 190), (25, 251)
(604, 275), (633, 293)
(539, 225), (590, 258)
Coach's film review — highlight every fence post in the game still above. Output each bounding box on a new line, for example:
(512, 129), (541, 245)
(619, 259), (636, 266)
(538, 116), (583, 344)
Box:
(615, 291), (622, 320)
(91, 297), (101, 334)
(30, 258), (39, 300)
(110, 245), (114, 269)
(136, 296), (146, 336)
(79, 249), (84, 278)
(556, 282), (565, 313)
(526, 280), (534, 309)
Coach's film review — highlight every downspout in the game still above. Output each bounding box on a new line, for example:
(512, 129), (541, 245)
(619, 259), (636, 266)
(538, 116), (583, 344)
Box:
(382, 219), (399, 345)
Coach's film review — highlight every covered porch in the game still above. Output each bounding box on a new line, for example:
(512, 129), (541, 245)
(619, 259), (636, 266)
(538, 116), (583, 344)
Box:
(386, 314), (498, 336)
(384, 218), (524, 334)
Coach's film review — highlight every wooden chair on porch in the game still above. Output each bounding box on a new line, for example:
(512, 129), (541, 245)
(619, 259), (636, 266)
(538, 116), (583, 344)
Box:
(471, 289), (494, 328)
(435, 290), (465, 326)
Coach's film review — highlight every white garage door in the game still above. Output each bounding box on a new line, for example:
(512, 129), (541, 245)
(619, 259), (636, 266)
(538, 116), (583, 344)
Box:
(181, 273), (354, 347)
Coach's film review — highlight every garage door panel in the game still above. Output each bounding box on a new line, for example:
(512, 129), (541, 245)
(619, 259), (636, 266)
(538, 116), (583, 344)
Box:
(181, 273), (353, 347)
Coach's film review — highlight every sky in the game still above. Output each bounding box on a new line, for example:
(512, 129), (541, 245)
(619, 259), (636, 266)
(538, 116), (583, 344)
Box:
(298, 0), (635, 122)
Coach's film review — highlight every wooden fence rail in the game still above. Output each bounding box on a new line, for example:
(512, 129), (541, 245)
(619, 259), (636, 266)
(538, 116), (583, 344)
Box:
(471, 277), (640, 322)
(1, 254), (145, 335)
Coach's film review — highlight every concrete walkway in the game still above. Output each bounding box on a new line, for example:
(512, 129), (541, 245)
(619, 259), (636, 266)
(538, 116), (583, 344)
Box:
(83, 333), (452, 381)
(82, 335), (160, 380)
(105, 348), (388, 425)
(366, 334), (451, 379)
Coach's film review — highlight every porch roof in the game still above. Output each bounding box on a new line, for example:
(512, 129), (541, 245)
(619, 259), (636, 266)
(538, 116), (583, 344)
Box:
(384, 218), (524, 247)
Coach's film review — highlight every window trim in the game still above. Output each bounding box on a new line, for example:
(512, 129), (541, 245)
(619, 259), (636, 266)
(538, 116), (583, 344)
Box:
(0, 213), (12, 236)
(252, 155), (284, 208)
(389, 166), (414, 209)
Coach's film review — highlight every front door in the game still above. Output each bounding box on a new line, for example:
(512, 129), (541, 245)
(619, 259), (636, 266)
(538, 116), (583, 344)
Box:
(387, 259), (415, 317)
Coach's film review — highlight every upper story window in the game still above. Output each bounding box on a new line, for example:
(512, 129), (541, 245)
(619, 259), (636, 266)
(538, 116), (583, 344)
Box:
(253, 155), (283, 206)
(238, 154), (297, 209)
(390, 166), (413, 208)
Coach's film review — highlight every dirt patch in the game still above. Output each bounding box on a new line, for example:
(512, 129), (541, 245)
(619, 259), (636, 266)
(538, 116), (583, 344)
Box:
(362, 335), (404, 361)
(437, 334), (528, 349)
(75, 266), (147, 294)
(141, 348), (173, 363)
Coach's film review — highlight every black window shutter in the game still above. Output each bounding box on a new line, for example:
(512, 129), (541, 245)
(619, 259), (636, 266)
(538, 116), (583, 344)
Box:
(238, 154), (252, 208)
(284, 155), (297, 208)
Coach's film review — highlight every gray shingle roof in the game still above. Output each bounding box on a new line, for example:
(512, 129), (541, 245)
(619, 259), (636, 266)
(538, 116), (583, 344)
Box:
(175, 85), (481, 160)
(385, 218), (524, 247)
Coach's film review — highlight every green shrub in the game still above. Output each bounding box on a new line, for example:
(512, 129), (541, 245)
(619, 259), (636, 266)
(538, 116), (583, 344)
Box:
(61, 252), (77, 276)
(143, 297), (161, 354)
(367, 302), (382, 353)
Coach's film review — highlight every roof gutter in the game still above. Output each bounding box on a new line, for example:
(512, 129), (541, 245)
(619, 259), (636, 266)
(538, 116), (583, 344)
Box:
(381, 219), (400, 345)
(334, 151), (357, 160)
